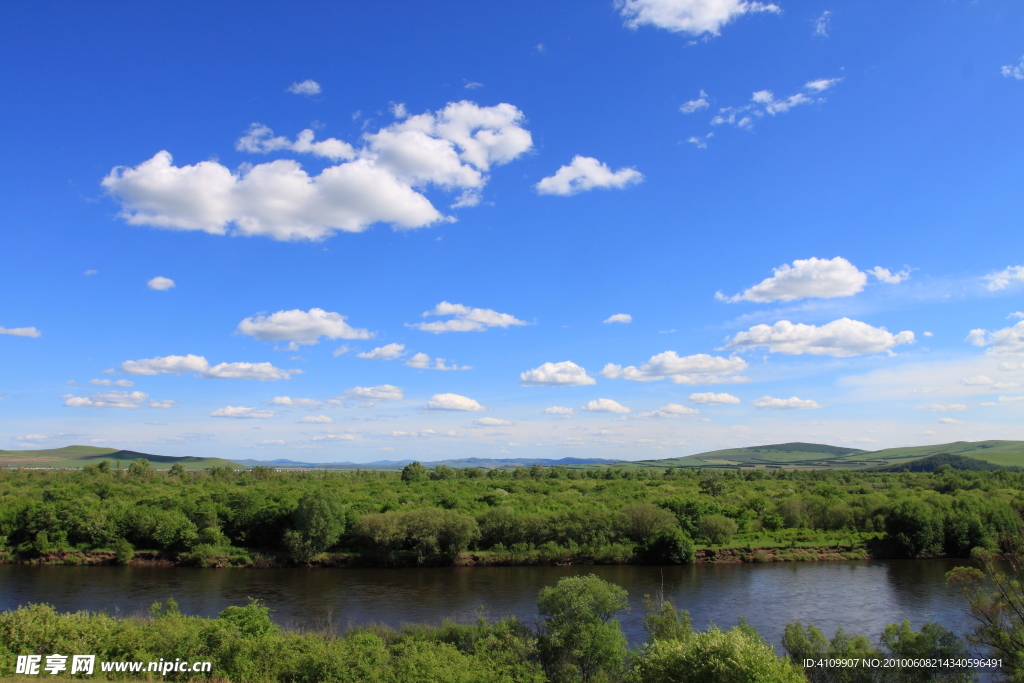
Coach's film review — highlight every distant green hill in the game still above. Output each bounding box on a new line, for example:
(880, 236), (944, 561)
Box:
(835, 440), (1024, 469)
(867, 452), (1006, 473)
(604, 440), (1024, 471)
(604, 442), (869, 470)
(0, 445), (237, 470)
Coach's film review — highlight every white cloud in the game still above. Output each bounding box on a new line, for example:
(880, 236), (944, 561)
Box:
(984, 265), (1024, 291)
(689, 392), (741, 404)
(717, 257), (866, 303)
(409, 301), (527, 333)
(473, 417), (513, 426)
(423, 393), (486, 411)
(147, 276), (175, 291)
(600, 351), (748, 384)
(604, 313), (632, 324)
(296, 415), (333, 423)
(957, 376), (1018, 390)
(1002, 57), (1024, 80)
(84, 269), (98, 276)
(813, 10), (830, 37)
(710, 79), (839, 130)
(999, 395), (1024, 402)
(618, 0), (780, 36)
(89, 379), (134, 387)
(103, 101), (532, 242)
(966, 329), (988, 347)
(535, 156), (643, 196)
(63, 390), (150, 409)
(206, 362), (297, 380)
(1010, 312), (1024, 320)
(387, 429), (460, 439)
(868, 266), (911, 284)
(520, 361), (597, 386)
(752, 396), (822, 410)
(636, 403), (699, 418)
(357, 343), (406, 360)
(804, 77), (841, 93)
(928, 404), (968, 412)
(333, 345), (353, 357)
(687, 133), (714, 149)
(582, 398), (631, 414)
(148, 399), (176, 409)
(235, 124), (356, 161)
(405, 352), (471, 370)
(0, 326), (41, 338)
(344, 385), (404, 401)
(966, 321), (1024, 355)
(543, 406), (574, 416)
(210, 406), (276, 419)
(237, 308), (373, 347)
(938, 417), (962, 424)
(464, 82), (483, 89)
(313, 433), (357, 441)
(121, 354), (210, 375)
(723, 318), (915, 357)
(681, 91), (709, 113)
(286, 79), (322, 95)
(924, 331), (934, 337)
(270, 396), (324, 407)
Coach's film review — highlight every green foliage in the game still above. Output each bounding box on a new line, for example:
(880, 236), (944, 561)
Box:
(218, 599), (278, 637)
(642, 527), (695, 565)
(783, 619), (973, 683)
(113, 537), (134, 565)
(0, 601), (546, 683)
(0, 463), (1019, 567)
(947, 546), (1024, 681)
(616, 503), (678, 547)
(698, 515), (738, 545)
(885, 501), (944, 558)
(127, 458), (151, 478)
(401, 461), (430, 482)
(642, 598), (692, 642)
(288, 489), (345, 561)
(537, 574), (629, 683)
(630, 625), (804, 683)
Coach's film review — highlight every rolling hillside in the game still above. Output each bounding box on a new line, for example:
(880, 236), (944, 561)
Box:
(0, 445), (237, 470)
(605, 442), (870, 470)
(607, 440), (1024, 471)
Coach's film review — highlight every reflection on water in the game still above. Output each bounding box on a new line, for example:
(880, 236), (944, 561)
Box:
(0, 560), (975, 647)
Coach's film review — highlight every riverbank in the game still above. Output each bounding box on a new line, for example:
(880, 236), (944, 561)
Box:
(0, 543), (874, 568)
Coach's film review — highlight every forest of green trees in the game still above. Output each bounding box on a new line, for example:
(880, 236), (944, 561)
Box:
(0, 460), (1020, 567)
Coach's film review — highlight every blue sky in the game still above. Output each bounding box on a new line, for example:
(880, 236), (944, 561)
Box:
(2, 0), (1023, 462)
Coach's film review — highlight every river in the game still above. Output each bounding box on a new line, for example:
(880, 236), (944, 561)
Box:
(0, 560), (976, 648)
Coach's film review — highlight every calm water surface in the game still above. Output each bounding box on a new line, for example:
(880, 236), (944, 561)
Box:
(0, 560), (975, 647)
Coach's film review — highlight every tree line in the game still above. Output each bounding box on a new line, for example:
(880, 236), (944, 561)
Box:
(0, 460), (1020, 566)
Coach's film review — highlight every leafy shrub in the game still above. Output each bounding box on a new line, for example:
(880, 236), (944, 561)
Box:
(698, 515), (738, 545)
(643, 527), (695, 564)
